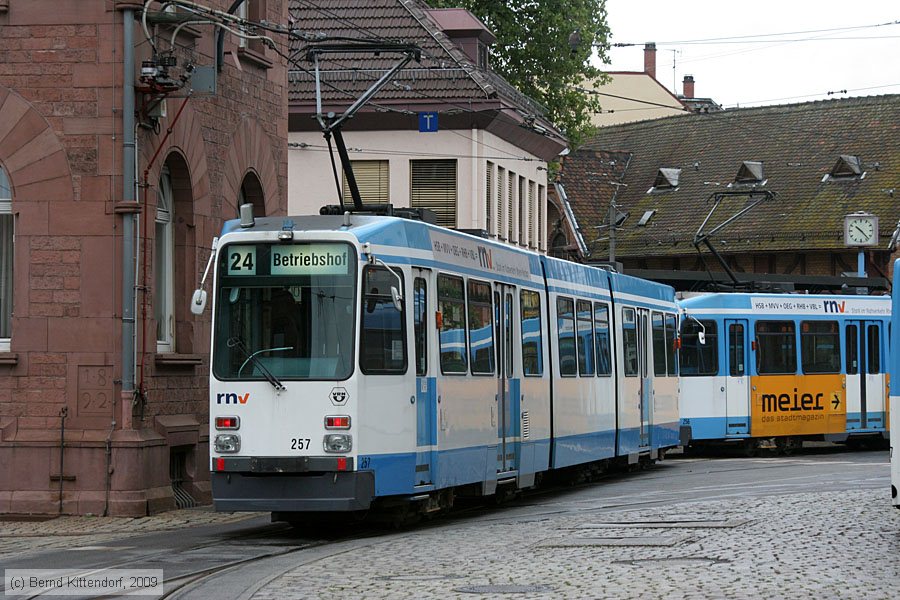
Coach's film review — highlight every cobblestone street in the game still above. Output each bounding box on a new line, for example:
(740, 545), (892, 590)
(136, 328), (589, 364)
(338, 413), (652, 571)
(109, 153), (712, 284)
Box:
(2, 454), (897, 599)
(253, 488), (899, 599)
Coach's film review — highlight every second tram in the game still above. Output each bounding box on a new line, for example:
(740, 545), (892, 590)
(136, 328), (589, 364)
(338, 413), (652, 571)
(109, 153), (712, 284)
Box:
(679, 292), (890, 453)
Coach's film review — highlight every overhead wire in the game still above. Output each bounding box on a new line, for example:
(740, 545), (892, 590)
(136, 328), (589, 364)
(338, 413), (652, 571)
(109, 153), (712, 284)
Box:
(728, 83), (900, 108)
(613, 19), (899, 46)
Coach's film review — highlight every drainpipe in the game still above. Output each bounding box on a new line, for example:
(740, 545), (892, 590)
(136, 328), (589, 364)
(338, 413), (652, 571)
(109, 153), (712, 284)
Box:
(122, 7), (137, 426)
(58, 407), (67, 514)
(216, 0), (246, 72)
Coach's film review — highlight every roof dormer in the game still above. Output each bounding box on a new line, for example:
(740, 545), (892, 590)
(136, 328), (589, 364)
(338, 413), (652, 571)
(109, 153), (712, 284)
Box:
(426, 8), (496, 69)
(647, 167), (681, 194)
(822, 154), (866, 181)
(731, 161), (766, 187)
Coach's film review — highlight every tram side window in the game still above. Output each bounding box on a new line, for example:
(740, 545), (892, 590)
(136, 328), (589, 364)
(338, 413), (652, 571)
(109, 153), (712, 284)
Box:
(729, 323), (745, 376)
(438, 274), (467, 374)
(652, 312), (667, 376)
(594, 303), (612, 376)
(414, 277), (427, 376)
(679, 319), (717, 376)
(622, 307), (639, 376)
(846, 324), (858, 374)
(801, 320), (840, 374)
(665, 313), (678, 376)
(557, 297), (577, 376)
(467, 279), (495, 375)
(867, 324), (880, 374)
(756, 320), (797, 375)
(577, 300), (595, 376)
(360, 266), (407, 374)
(520, 290), (543, 376)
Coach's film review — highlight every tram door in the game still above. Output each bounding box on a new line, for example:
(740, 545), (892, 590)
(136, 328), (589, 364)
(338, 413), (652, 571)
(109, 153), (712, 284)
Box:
(638, 308), (652, 447)
(413, 269), (435, 485)
(845, 321), (885, 431)
(494, 283), (519, 474)
(725, 319), (750, 435)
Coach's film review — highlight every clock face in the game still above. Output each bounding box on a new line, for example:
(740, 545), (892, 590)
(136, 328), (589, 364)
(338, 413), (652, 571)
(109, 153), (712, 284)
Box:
(846, 217), (877, 245)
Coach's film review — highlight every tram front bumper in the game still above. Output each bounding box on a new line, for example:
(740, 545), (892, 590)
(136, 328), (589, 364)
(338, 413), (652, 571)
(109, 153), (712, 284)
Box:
(211, 458), (375, 512)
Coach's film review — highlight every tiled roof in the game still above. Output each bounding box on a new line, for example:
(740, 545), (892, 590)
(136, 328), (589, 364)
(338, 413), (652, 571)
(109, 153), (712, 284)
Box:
(563, 95), (900, 259)
(557, 149), (631, 250)
(287, 0), (551, 124)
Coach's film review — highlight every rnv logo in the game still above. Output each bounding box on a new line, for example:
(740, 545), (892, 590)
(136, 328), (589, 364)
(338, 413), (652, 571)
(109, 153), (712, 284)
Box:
(217, 392), (250, 405)
(823, 300), (845, 313)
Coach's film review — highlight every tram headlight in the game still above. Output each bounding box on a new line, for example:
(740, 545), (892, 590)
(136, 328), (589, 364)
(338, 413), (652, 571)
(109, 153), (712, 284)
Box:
(214, 434), (241, 453)
(323, 434), (352, 453)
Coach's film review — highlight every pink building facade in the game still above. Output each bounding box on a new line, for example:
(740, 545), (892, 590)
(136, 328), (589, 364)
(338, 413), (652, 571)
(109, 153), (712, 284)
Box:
(0, 0), (287, 516)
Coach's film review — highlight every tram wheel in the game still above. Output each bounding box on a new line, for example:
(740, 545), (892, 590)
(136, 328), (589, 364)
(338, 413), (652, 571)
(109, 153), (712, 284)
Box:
(742, 440), (758, 457)
(776, 437), (798, 456)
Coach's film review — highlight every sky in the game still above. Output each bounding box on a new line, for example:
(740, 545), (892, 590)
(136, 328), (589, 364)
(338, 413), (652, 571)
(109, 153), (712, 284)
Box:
(596, 0), (900, 108)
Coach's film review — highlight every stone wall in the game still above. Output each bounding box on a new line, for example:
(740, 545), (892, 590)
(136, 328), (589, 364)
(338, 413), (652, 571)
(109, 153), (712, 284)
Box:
(0, 0), (287, 515)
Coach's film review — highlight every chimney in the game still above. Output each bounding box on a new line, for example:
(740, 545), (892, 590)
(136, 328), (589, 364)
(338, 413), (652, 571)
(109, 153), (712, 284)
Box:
(683, 75), (695, 98)
(643, 42), (657, 80)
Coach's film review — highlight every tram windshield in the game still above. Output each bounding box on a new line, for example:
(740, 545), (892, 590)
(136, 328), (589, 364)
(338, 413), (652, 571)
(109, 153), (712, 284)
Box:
(212, 242), (356, 381)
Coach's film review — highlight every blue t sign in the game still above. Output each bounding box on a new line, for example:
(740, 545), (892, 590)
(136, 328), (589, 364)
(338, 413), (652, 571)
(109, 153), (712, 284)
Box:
(418, 111), (438, 132)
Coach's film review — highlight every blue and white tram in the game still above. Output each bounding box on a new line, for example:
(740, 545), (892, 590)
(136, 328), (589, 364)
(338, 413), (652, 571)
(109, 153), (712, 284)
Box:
(205, 213), (679, 517)
(679, 292), (890, 454)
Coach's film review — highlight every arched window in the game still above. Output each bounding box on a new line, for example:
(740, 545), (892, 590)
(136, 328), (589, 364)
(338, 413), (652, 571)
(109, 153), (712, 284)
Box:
(550, 232), (568, 259)
(155, 165), (174, 351)
(238, 171), (265, 217)
(0, 164), (12, 349)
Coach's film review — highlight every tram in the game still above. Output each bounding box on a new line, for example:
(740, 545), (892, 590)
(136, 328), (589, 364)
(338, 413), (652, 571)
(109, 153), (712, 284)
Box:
(201, 210), (680, 518)
(890, 261), (900, 508)
(679, 292), (890, 454)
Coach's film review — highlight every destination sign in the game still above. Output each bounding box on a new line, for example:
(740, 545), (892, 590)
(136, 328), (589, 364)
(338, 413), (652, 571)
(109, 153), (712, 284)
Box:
(270, 244), (350, 275)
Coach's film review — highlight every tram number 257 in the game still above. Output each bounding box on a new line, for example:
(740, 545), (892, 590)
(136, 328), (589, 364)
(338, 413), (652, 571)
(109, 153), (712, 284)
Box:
(290, 438), (311, 450)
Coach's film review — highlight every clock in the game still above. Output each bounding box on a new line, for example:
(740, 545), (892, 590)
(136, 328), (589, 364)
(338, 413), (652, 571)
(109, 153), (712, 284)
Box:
(844, 213), (878, 247)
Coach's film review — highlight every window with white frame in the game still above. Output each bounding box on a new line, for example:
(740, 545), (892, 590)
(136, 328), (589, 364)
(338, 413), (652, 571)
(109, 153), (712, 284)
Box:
(235, 1), (268, 54)
(235, 1), (248, 48)
(155, 166), (174, 352)
(0, 164), (12, 350)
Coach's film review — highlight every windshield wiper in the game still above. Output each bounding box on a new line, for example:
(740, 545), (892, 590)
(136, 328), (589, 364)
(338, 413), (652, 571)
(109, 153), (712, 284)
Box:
(227, 337), (287, 392)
